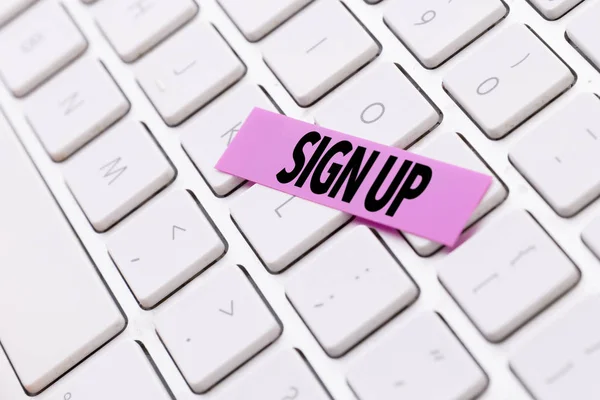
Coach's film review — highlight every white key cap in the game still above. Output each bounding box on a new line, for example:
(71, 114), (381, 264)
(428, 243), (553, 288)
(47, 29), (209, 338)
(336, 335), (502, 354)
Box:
(0, 345), (25, 400)
(528, 0), (585, 20)
(218, 0), (313, 41)
(63, 118), (175, 232)
(314, 63), (440, 148)
(384, 0), (506, 68)
(287, 225), (418, 357)
(219, 349), (331, 400)
(567, 2), (600, 71)
(582, 216), (600, 260)
(510, 93), (600, 217)
(136, 21), (245, 126)
(107, 190), (226, 308)
(438, 210), (580, 342)
(510, 296), (600, 400)
(25, 58), (129, 161)
(0, 1), (87, 97)
(231, 186), (352, 273)
(443, 24), (575, 139)
(44, 340), (172, 400)
(94, 0), (198, 63)
(155, 265), (282, 393)
(0, 113), (125, 394)
(262, 0), (379, 106)
(180, 83), (279, 196)
(0, 0), (36, 26)
(348, 313), (488, 400)
(404, 133), (507, 256)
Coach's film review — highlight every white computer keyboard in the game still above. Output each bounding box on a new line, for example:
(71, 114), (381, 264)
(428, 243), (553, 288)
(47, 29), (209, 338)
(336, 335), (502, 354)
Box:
(1, 0), (600, 399)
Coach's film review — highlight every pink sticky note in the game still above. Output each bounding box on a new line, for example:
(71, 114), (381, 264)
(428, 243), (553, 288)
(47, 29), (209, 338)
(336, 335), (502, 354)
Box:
(216, 108), (492, 246)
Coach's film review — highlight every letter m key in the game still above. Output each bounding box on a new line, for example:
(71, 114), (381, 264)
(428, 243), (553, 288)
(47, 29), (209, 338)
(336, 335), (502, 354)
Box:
(100, 157), (127, 185)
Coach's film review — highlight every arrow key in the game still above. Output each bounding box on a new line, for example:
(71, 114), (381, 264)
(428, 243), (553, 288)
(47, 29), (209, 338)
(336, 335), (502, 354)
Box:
(107, 189), (226, 308)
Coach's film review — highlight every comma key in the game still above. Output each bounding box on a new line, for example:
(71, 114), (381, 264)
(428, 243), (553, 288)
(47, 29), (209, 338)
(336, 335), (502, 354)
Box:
(107, 190), (226, 309)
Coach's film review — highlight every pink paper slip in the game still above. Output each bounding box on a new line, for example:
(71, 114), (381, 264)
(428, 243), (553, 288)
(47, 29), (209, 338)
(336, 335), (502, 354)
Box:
(216, 108), (492, 246)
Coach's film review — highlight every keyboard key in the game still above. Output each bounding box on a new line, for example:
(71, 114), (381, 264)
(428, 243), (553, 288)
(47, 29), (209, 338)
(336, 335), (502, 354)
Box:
(567, 2), (600, 71)
(180, 83), (279, 196)
(136, 20), (245, 126)
(287, 225), (418, 357)
(443, 24), (575, 139)
(231, 186), (352, 273)
(43, 340), (172, 400)
(438, 210), (580, 342)
(218, 0), (313, 41)
(219, 349), (331, 400)
(582, 216), (600, 260)
(314, 63), (440, 148)
(107, 190), (226, 308)
(0, 346), (24, 400)
(0, 1), (87, 97)
(510, 93), (600, 217)
(262, 0), (379, 106)
(384, 0), (506, 68)
(155, 265), (282, 393)
(94, 0), (198, 62)
(0, 0), (36, 27)
(0, 113), (125, 394)
(25, 58), (129, 161)
(347, 313), (488, 400)
(510, 296), (600, 400)
(63, 118), (175, 232)
(528, 0), (585, 20)
(404, 133), (508, 256)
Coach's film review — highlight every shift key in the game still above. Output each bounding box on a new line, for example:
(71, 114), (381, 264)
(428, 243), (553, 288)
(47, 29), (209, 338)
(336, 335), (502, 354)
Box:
(0, 115), (125, 394)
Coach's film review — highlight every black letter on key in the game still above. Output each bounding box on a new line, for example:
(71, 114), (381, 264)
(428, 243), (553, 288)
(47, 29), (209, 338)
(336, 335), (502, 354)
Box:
(364, 157), (413, 213)
(328, 147), (380, 203)
(310, 140), (353, 195)
(294, 135), (332, 189)
(276, 131), (322, 185)
(386, 163), (432, 217)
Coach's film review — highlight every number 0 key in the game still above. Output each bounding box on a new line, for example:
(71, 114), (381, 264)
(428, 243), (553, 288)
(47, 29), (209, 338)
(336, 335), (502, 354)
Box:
(443, 24), (575, 140)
